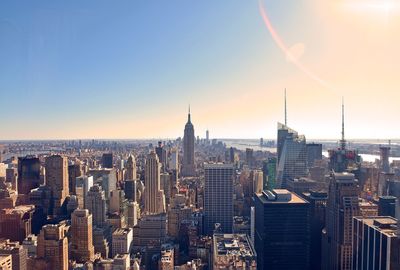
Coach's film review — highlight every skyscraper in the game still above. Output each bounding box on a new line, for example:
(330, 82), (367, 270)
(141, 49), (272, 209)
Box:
(301, 190), (327, 270)
(37, 223), (68, 270)
(75, 176), (93, 209)
(182, 107), (195, 176)
(144, 151), (166, 214)
(322, 172), (360, 270)
(306, 143), (322, 168)
(45, 155), (69, 216)
(353, 216), (400, 270)
(70, 209), (95, 263)
(125, 155), (137, 180)
(85, 185), (107, 227)
(276, 124), (308, 188)
(328, 101), (360, 173)
(102, 153), (113, 169)
(17, 156), (41, 195)
(262, 158), (277, 190)
(68, 162), (83, 195)
(380, 146), (391, 173)
(124, 179), (137, 202)
(204, 163), (234, 235)
(155, 141), (167, 170)
(378, 196), (396, 218)
(254, 189), (310, 270)
(246, 148), (254, 167)
(168, 148), (178, 172)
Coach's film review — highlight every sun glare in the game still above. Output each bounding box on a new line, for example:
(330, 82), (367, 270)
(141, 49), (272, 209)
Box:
(342, 0), (400, 13)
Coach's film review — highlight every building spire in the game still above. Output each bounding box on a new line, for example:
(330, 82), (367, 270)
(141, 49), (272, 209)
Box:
(340, 97), (346, 150)
(188, 104), (191, 122)
(284, 88), (287, 126)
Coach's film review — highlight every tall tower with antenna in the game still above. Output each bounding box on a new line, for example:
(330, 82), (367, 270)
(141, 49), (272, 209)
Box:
(284, 88), (287, 126)
(182, 105), (195, 176)
(340, 98), (346, 150)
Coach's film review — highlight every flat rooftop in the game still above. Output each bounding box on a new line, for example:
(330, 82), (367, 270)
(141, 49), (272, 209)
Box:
(213, 234), (256, 258)
(257, 189), (308, 204)
(354, 216), (398, 237)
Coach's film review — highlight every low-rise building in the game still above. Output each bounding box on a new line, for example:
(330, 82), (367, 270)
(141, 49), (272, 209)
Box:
(212, 234), (256, 269)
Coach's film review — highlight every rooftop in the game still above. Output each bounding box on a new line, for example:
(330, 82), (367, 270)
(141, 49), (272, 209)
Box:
(258, 189), (308, 204)
(213, 234), (256, 259)
(354, 216), (398, 237)
(113, 228), (132, 236)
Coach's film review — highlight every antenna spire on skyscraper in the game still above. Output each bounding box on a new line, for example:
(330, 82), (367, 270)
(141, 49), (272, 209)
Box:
(188, 104), (191, 122)
(340, 97), (346, 150)
(284, 88), (287, 126)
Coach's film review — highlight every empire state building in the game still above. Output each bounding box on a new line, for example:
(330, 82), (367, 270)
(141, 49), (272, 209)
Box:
(182, 107), (195, 176)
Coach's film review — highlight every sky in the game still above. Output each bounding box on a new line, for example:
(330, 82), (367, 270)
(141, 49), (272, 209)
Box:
(1, 0), (400, 140)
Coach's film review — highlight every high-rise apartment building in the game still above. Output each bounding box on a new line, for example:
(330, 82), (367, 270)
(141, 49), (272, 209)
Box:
(322, 172), (360, 270)
(144, 151), (165, 214)
(85, 185), (107, 227)
(70, 209), (95, 263)
(17, 156), (41, 195)
(37, 223), (68, 270)
(182, 108), (195, 176)
(45, 155), (69, 215)
(254, 189), (310, 270)
(204, 163), (234, 235)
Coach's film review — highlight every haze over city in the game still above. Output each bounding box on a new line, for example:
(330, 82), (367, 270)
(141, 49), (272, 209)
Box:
(2, 1), (400, 270)
(1, 0), (400, 139)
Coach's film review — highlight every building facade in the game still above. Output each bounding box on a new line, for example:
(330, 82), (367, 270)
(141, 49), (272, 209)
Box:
(254, 189), (310, 270)
(204, 163), (234, 235)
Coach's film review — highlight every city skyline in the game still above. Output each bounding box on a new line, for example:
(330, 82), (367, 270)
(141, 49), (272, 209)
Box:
(1, 0), (400, 139)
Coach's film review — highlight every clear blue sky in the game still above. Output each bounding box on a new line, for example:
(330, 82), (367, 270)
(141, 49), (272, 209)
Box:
(1, 0), (399, 139)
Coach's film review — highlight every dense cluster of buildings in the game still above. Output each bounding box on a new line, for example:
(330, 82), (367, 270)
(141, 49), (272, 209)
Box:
(0, 100), (400, 270)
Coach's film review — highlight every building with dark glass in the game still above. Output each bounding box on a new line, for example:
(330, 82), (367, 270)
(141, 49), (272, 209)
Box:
(17, 156), (41, 195)
(301, 190), (327, 270)
(378, 196), (396, 218)
(101, 153), (113, 169)
(254, 189), (310, 270)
